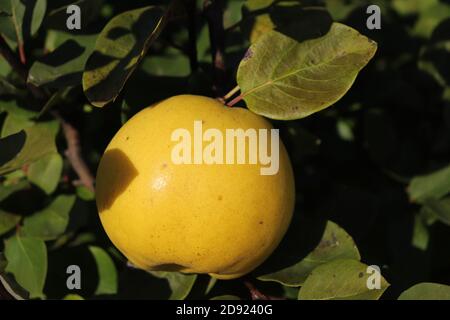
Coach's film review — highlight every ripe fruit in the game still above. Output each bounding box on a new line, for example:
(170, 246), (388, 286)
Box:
(95, 95), (295, 279)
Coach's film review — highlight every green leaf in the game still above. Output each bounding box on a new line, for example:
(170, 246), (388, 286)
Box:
(0, 179), (28, 202)
(298, 259), (389, 300)
(76, 185), (95, 201)
(0, 123), (57, 176)
(408, 163), (450, 203)
(28, 35), (97, 89)
(1, 113), (34, 138)
(63, 293), (84, 300)
(236, 23), (377, 120)
(205, 276), (217, 295)
(83, 6), (167, 107)
(22, 195), (76, 240)
(423, 197), (450, 226)
(413, 3), (450, 38)
(149, 271), (197, 300)
(89, 246), (118, 295)
(411, 214), (430, 250)
(2, 0), (47, 44)
(27, 153), (63, 194)
(0, 210), (20, 235)
(4, 234), (47, 299)
(258, 221), (360, 286)
(210, 295), (241, 300)
(398, 282), (450, 300)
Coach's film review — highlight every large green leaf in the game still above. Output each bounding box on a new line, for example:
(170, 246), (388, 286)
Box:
(398, 283), (450, 300)
(27, 153), (63, 194)
(149, 271), (197, 300)
(4, 234), (47, 299)
(0, 210), (20, 235)
(89, 246), (118, 295)
(258, 221), (360, 286)
(408, 163), (450, 203)
(28, 35), (97, 89)
(298, 259), (389, 300)
(22, 195), (76, 240)
(0, 123), (57, 176)
(83, 6), (167, 107)
(236, 23), (377, 120)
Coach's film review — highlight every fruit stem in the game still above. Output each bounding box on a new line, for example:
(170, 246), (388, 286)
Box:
(227, 94), (243, 107)
(223, 85), (240, 101)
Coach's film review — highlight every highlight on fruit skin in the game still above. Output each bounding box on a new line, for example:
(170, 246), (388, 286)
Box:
(95, 95), (296, 279)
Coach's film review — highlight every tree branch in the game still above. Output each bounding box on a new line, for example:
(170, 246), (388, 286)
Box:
(0, 34), (95, 193)
(244, 280), (287, 300)
(203, 0), (226, 96)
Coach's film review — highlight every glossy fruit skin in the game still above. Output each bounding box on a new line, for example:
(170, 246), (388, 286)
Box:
(96, 95), (295, 279)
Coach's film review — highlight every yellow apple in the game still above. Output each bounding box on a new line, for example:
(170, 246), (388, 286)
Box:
(96, 95), (295, 279)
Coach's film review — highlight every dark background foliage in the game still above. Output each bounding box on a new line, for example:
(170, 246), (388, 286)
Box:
(0, 0), (450, 300)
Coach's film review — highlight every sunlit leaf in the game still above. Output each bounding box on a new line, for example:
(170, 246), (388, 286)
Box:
(22, 195), (76, 240)
(83, 6), (167, 107)
(258, 221), (360, 286)
(398, 282), (450, 300)
(0, 123), (57, 176)
(149, 271), (196, 300)
(89, 246), (118, 295)
(236, 23), (377, 120)
(28, 35), (97, 89)
(27, 153), (63, 194)
(0, 210), (20, 235)
(298, 259), (389, 300)
(4, 234), (47, 299)
(408, 163), (450, 203)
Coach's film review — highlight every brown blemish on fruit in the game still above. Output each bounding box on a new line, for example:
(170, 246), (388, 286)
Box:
(218, 195), (222, 201)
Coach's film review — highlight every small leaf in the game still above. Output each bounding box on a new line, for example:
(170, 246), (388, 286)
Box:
(89, 246), (118, 295)
(411, 214), (430, 250)
(398, 282), (450, 300)
(83, 6), (167, 107)
(236, 23), (377, 120)
(22, 195), (76, 240)
(298, 259), (389, 300)
(27, 153), (63, 194)
(76, 185), (95, 201)
(408, 163), (450, 203)
(205, 276), (217, 295)
(4, 234), (47, 299)
(63, 293), (84, 300)
(258, 221), (360, 286)
(149, 271), (197, 300)
(0, 123), (57, 176)
(0, 210), (20, 235)
(423, 197), (450, 226)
